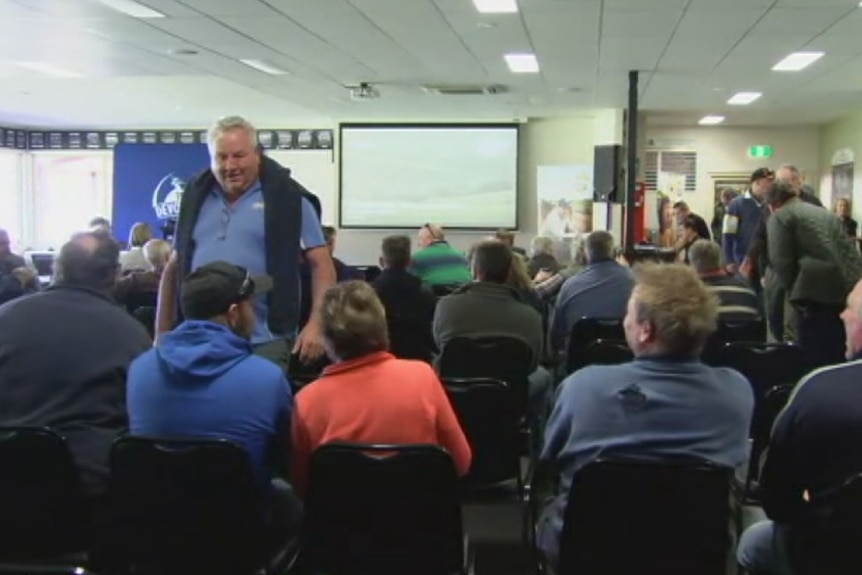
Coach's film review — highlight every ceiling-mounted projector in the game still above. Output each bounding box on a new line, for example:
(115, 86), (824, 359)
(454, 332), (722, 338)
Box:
(349, 82), (380, 100)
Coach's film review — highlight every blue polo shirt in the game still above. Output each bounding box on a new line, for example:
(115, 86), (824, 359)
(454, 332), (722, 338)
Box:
(190, 181), (326, 344)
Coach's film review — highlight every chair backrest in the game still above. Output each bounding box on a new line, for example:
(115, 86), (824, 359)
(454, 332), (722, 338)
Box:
(0, 427), (86, 559)
(702, 318), (766, 364)
(431, 283), (462, 297)
(108, 436), (266, 574)
(388, 316), (435, 363)
(287, 355), (330, 388)
(559, 458), (733, 575)
(438, 336), (533, 416)
(585, 339), (633, 367)
(791, 473), (862, 575)
(566, 318), (625, 374)
(443, 378), (521, 486)
(302, 442), (464, 575)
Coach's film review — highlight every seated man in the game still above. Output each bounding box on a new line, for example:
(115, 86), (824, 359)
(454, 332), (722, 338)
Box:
(551, 231), (635, 351)
(114, 239), (172, 308)
(0, 228), (25, 275)
(409, 223), (471, 286)
(673, 201), (711, 241)
(0, 231), (151, 499)
(433, 240), (553, 438)
(688, 239), (760, 322)
(737, 278), (862, 575)
(539, 263), (754, 568)
(127, 261), (298, 540)
(372, 235), (437, 362)
(291, 281), (470, 494)
(322, 226), (363, 282)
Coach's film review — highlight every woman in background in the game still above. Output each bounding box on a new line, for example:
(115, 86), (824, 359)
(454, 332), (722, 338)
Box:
(120, 223), (153, 272)
(527, 236), (560, 279)
(835, 198), (858, 239)
(508, 255), (543, 313)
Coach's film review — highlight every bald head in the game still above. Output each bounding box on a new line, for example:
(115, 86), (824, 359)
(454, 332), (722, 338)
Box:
(53, 231), (120, 292)
(417, 223), (444, 248)
(775, 164), (802, 192)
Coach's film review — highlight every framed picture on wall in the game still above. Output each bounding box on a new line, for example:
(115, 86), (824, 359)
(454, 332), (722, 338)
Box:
(711, 172), (750, 206)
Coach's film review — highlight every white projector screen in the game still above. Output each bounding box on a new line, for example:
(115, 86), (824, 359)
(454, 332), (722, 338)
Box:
(339, 124), (519, 229)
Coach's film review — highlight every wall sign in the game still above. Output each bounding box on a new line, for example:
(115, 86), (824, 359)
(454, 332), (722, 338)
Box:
(0, 125), (334, 151)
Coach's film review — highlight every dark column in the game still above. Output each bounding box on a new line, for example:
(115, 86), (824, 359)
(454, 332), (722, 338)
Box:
(625, 70), (639, 248)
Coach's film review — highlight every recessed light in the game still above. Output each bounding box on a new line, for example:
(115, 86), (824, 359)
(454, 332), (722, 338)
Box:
(698, 115), (725, 126)
(472, 0), (518, 14)
(504, 53), (539, 74)
(87, 0), (165, 18)
(12, 61), (82, 78)
(239, 59), (289, 75)
(772, 51), (824, 72)
(728, 92), (762, 105)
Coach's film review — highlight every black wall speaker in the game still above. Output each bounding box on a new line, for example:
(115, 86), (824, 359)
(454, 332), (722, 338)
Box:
(593, 145), (624, 203)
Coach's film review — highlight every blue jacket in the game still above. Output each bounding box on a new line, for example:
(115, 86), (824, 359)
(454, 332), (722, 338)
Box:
(537, 355), (753, 565)
(722, 192), (763, 266)
(127, 321), (293, 485)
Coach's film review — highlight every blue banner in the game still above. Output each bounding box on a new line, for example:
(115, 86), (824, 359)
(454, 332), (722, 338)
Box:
(112, 143), (209, 242)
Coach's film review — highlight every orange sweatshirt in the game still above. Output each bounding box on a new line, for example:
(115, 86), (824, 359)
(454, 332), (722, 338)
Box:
(290, 351), (471, 495)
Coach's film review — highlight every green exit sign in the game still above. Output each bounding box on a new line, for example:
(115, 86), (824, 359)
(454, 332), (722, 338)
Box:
(748, 145), (774, 158)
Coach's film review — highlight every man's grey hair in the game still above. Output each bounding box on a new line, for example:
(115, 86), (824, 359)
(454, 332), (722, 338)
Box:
(776, 164), (800, 181)
(206, 116), (258, 150)
(585, 231), (615, 263)
(688, 239), (722, 274)
(530, 236), (554, 257)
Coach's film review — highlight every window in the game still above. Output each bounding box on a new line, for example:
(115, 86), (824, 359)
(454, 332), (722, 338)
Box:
(0, 151), (24, 251)
(32, 153), (112, 250)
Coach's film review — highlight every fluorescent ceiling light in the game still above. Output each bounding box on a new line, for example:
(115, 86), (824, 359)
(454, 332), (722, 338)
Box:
(239, 59), (289, 75)
(472, 0), (518, 13)
(504, 53), (539, 73)
(88, 0), (165, 18)
(728, 91), (762, 105)
(12, 61), (82, 78)
(698, 115), (725, 126)
(772, 51), (824, 72)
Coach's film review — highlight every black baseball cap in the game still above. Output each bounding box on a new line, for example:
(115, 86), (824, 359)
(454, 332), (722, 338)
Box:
(181, 261), (272, 320)
(750, 167), (775, 182)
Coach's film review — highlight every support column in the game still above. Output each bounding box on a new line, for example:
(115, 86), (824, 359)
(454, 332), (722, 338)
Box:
(625, 70), (639, 248)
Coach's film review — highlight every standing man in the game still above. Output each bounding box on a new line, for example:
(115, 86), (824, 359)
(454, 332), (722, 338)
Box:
(724, 168), (772, 276)
(156, 116), (336, 372)
(765, 180), (862, 367)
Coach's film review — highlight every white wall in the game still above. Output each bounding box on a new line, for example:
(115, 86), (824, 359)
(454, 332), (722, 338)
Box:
(819, 110), (862, 217)
(334, 116), (597, 264)
(645, 125), (821, 224)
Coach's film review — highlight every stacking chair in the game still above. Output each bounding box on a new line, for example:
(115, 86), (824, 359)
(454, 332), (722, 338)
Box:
(0, 427), (93, 575)
(301, 442), (472, 575)
(108, 436), (297, 575)
(565, 318), (625, 374)
(431, 283), (463, 297)
(715, 342), (810, 498)
(788, 473), (862, 575)
(287, 354), (330, 389)
(702, 318), (767, 365)
(585, 339), (633, 367)
(388, 315), (436, 363)
(557, 458), (735, 575)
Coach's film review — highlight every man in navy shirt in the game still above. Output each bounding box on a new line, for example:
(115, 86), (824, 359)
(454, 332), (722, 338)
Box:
(738, 278), (862, 574)
(156, 116), (336, 372)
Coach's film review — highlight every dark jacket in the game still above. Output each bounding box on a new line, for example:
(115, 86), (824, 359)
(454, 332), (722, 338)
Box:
(433, 282), (543, 371)
(0, 285), (151, 496)
(173, 155), (321, 337)
(373, 269), (437, 361)
(748, 189), (823, 275)
(767, 199), (862, 307)
(688, 212), (712, 241)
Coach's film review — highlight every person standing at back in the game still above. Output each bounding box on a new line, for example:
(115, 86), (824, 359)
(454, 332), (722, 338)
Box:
(0, 231), (151, 499)
(156, 116), (336, 373)
(723, 168), (772, 276)
(409, 223), (471, 287)
(0, 228), (25, 275)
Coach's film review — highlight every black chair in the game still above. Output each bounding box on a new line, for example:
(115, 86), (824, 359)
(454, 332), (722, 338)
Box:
(356, 265), (382, 282)
(431, 283), (463, 297)
(713, 342), (809, 496)
(789, 473), (862, 575)
(702, 318), (767, 365)
(585, 339), (633, 366)
(565, 318), (625, 374)
(301, 442), (470, 575)
(287, 354), (330, 389)
(557, 458), (735, 575)
(107, 436), (297, 575)
(388, 316), (436, 363)
(0, 427), (91, 573)
(438, 336), (533, 420)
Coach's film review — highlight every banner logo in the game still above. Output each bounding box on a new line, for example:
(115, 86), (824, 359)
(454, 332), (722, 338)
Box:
(152, 173), (185, 220)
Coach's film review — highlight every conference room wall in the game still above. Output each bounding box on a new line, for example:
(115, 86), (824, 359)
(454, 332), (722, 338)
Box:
(644, 126), (821, 227)
(819, 110), (862, 218)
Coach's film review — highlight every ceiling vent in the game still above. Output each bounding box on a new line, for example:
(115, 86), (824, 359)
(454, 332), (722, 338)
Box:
(421, 84), (507, 96)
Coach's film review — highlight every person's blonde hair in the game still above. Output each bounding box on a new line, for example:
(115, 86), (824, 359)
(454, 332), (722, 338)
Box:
(11, 267), (37, 290)
(143, 239), (171, 270)
(321, 281), (389, 361)
(127, 222), (153, 248)
(632, 263), (718, 356)
(507, 253), (533, 292)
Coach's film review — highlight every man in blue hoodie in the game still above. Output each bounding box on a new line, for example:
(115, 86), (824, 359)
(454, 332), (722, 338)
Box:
(127, 260), (298, 542)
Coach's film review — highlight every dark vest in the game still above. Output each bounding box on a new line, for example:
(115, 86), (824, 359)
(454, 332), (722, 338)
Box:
(173, 155), (321, 336)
